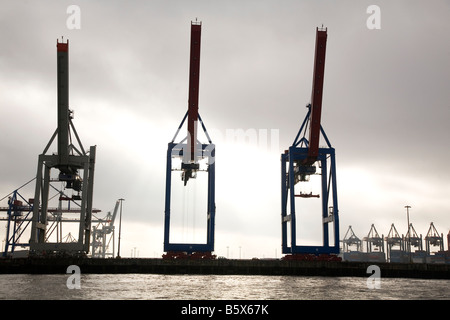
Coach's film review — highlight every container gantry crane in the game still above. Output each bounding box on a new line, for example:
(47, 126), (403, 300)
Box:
(163, 21), (216, 259)
(0, 180), (103, 258)
(425, 222), (444, 254)
(363, 224), (384, 253)
(29, 39), (97, 256)
(385, 223), (407, 262)
(91, 199), (120, 258)
(342, 226), (362, 252)
(363, 224), (386, 262)
(1, 188), (34, 257)
(281, 27), (340, 260)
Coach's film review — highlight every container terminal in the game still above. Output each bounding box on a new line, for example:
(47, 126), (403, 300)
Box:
(0, 22), (449, 279)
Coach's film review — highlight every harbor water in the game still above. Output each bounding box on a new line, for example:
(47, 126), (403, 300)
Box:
(0, 274), (449, 300)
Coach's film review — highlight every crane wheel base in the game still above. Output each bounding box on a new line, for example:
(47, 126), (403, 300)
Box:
(282, 253), (341, 262)
(162, 251), (217, 260)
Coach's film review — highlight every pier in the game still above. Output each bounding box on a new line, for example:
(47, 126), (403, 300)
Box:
(0, 258), (448, 280)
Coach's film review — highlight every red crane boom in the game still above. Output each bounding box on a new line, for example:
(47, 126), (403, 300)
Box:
(181, 21), (202, 185)
(306, 27), (327, 165)
(187, 21), (201, 163)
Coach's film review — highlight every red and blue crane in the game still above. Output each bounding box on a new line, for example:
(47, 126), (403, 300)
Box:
(163, 21), (216, 259)
(281, 27), (340, 260)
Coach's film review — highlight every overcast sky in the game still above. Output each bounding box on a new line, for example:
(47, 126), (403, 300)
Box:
(1, 1), (449, 258)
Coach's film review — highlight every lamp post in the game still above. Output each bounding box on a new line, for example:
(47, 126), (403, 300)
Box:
(116, 198), (125, 258)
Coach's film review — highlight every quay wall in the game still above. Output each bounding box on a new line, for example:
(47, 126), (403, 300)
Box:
(0, 258), (449, 279)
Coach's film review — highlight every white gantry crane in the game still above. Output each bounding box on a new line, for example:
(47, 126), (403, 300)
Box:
(91, 200), (120, 258)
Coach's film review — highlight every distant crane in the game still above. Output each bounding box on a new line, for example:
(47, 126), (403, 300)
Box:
(29, 39), (97, 256)
(342, 226), (362, 252)
(425, 222), (444, 254)
(385, 223), (407, 262)
(0, 182), (101, 257)
(405, 223), (423, 252)
(163, 21), (216, 259)
(91, 200), (120, 258)
(281, 27), (340, 260)
(1, 188), (34, 257)
(363, 224), (384, 254)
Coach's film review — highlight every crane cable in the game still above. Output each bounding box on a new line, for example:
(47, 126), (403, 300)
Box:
(0, 177), (36, 202)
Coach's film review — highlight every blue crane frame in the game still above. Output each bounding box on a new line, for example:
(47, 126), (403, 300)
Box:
(2, 190), (32, 257)
(281, 106), (340, 255)
(163, 112), (216, 254)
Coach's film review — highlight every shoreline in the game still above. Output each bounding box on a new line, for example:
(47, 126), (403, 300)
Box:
(0, 257), (449, 279)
